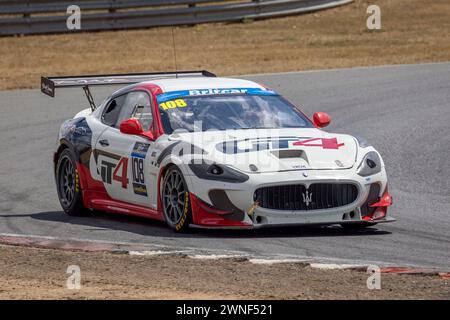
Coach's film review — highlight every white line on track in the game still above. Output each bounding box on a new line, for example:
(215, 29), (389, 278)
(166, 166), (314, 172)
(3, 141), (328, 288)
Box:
(0, 232), (431, 269)
(310, 263), (367, 270)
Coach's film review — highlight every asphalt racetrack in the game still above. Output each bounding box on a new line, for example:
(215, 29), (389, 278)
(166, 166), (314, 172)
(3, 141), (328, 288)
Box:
(0, 63), (449, 269)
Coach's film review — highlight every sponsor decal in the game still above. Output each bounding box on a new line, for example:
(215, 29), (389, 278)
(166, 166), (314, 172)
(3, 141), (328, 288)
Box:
(75, 170), (80, 193)
(132, 183), (148, 196)
(175, 192), (189, 231)
(156, 87), (278, 103)
(41, 77), (54, 97)
(131, 142), (149, 196)
(188, 88), (248, 96)
(131, 142), (150, 159)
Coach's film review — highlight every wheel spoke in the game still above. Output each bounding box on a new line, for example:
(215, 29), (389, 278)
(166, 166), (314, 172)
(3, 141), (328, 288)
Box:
(170, 207), (176, 220)
(174, 206), (181, 220)
(58, 157), (77, 207)
(162, 170), (188, 225)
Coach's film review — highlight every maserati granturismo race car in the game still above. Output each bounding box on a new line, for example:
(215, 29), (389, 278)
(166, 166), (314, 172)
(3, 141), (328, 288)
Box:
(41, 70), (393, 232)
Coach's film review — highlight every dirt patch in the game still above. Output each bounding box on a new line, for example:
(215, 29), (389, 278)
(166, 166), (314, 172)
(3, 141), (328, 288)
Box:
(0, 244), (448, 299)
(0, 0), (449, 91)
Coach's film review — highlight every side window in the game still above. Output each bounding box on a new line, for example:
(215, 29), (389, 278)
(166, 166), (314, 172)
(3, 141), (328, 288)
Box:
(102, 94), (126, 127)
(114, 91), (153, 130)
(102, 91), (153, 130)
(131, 92), (153, 131)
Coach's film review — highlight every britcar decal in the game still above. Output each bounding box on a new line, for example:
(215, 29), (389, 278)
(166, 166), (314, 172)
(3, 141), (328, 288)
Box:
(156, 87), (278, 103)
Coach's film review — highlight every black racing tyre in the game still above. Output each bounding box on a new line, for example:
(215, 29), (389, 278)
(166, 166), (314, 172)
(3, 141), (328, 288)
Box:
(55, 148), (87, 216)
(341, 222), (376, 230)
(161, 166), (192, 232)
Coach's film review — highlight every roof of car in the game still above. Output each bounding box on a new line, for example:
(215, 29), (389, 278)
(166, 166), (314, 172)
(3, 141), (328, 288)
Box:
(144, 77), (265, 93)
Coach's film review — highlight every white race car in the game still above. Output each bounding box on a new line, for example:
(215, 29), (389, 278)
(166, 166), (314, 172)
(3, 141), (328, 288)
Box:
(42, 70), (393, 232)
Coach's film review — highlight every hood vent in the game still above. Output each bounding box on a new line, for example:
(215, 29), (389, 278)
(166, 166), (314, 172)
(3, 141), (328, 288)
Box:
(271, 149), (308, 161)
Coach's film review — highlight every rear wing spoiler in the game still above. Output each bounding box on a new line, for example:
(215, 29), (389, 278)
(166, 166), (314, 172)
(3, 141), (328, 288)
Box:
(41, 70), (216, 110)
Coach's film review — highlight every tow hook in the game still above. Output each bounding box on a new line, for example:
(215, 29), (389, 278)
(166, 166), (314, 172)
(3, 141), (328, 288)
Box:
(247, 201), (259, 219)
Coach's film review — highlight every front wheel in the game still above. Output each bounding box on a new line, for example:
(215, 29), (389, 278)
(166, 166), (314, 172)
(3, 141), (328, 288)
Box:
(161, 166), (192, 232)
(56, 148), (87, 216)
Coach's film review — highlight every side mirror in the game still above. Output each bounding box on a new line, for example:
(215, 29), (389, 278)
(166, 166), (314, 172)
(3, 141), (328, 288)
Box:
(119, 118), (143, 135)
(313, 112), (331, 128)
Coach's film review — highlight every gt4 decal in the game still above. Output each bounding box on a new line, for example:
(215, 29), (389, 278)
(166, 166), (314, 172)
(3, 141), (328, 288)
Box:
(113, 157), (128, 189)
(99, 156), (128, 188)
(293, 138), (344, 150)
(96, 142), (151, 196)
(216, 136), (345, 154)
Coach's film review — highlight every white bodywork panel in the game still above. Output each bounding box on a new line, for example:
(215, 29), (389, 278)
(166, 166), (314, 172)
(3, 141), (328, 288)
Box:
(69, 76), (389, 227)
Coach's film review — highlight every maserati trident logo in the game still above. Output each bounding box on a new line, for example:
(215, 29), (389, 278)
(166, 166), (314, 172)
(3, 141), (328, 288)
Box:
(302, 190), (313, 206)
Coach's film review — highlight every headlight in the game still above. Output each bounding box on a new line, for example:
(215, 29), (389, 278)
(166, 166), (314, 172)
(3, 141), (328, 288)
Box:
(357, 151), (382, 176)
(189, 161), (249, 183)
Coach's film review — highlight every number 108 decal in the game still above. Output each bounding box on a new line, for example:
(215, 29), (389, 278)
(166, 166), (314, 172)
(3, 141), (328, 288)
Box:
(132, 157), (145, 184)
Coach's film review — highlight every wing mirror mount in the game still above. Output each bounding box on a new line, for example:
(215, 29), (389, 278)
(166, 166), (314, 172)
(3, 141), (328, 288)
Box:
(119, 118), (156, 141)
(313, 112), (331, 128)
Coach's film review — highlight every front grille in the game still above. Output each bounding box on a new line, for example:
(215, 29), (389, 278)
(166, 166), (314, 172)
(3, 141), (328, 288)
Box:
(254, 183), (358, 211)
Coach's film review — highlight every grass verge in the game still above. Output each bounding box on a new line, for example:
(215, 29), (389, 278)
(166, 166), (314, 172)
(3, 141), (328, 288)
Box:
(0, 0), (449, 90)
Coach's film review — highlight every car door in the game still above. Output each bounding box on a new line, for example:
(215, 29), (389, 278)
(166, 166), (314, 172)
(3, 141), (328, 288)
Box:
(93, 90), (158, 209)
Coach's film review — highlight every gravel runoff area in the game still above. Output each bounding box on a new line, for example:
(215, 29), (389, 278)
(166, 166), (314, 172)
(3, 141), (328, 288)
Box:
(0, 244), (448, 299)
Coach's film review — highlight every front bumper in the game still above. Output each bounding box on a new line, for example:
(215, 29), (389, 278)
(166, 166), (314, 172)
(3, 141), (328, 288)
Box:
(186, 167), (392, 228)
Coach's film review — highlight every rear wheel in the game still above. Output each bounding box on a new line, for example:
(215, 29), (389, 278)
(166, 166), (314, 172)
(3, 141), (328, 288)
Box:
(162, 166), (192, 232)
(56, 148), (87, 216)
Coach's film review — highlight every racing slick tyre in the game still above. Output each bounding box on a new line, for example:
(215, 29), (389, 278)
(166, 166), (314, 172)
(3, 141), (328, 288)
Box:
(162, 166), (192, 232)
(341, 222), (377, 230)
(56, 148), (87, 216)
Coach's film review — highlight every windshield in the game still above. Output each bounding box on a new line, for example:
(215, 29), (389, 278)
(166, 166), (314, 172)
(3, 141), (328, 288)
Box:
(158, 94), (313, 133)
